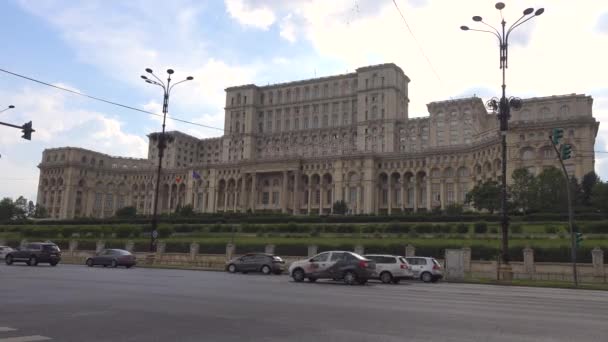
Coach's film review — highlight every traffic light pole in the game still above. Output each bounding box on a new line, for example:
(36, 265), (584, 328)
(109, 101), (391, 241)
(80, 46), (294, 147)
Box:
(549, 135), (578, 287)
(0, 120), (35, 140)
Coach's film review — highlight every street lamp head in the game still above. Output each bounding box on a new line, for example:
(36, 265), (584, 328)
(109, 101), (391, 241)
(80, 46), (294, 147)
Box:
(186, 76), (194, 81)
(495, 2), (505, 10)
(460, 25), (470, 31)
(523, 8), (534, 15)
(535, 8), (544, 16)
(145, 80), (153, 84)
(8, 105), (14, 109)
(167, 69), (174, 75)
(145, 68), (153, 73)
(472, 16), (482, 22)
(141, 75), (148, 80)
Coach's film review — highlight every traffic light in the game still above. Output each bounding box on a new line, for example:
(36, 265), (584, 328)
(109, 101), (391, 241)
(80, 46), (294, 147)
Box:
(21, 121), (34, 140)
(561, 144), (572, 160)
(551, 128), (564, 145)
(575, 232), (583, 247)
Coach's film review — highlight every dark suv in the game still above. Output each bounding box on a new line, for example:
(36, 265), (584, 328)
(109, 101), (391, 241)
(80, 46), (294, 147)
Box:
(5, 242), (62, 266)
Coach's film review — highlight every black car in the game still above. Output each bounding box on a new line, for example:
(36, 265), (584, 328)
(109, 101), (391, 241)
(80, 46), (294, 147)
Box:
(86, 249), (136, 268)
(5, 242), (61, 266)
(226, 253), (285, 275)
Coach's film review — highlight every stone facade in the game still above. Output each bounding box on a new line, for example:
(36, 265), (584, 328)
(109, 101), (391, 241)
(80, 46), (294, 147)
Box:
(36, 63), (599, 219)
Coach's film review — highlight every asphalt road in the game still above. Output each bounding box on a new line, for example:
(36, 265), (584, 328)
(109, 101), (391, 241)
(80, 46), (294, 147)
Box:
(1, 264), (607, 342)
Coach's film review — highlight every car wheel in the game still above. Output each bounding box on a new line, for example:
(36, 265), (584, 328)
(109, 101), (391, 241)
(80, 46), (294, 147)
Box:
(5, 255), (13, 265)
(50, 261), (58, 267)
(421, 272), (433, 283)
(261, 265), (271, 275)
(86, 259), (94, 267)
(343, 271), (357, 285)
(392, 279), (401, 284)
(227, 264), (237, 273)
(380, 271), (393, 284)
(292, 268), (305, 282)
(431, 277), (439, 283)
(103, 264), (107, 268)
(111, 260), (118, 268)
(308, 277), (317, 283)
(27, 256), (38, 266)
(126, 265), (133, 269)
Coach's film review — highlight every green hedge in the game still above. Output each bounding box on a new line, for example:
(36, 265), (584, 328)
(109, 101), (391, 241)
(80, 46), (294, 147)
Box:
(165, 241), (191, 253)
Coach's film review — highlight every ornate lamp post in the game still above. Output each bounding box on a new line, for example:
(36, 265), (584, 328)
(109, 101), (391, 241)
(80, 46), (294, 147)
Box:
(461, 2), (543, 280)
(140, 68), (193, 252)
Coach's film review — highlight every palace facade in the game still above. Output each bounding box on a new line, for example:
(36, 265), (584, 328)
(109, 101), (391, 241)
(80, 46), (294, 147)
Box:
(37, 63), (599, 219)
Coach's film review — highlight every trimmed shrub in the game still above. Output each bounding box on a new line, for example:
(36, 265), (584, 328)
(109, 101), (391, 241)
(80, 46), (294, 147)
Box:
(105, 240), (126, 249)
(474, 222), (488, 234)
(78, 240), (97, 251)
(198, 243), (226, 254)
(413, 224), (433, 234)
(165, 241), (191, 253)
(157, 226), (173, 238)
(544, 226), (558, 234)
(456, 223), (469, 234)
(511, 224), (523, 234)
(274, 244), (308, 256)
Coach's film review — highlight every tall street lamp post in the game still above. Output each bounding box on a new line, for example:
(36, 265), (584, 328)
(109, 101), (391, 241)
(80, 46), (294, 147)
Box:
(141, 68), (193, 252)
(461, 2), (543, 280)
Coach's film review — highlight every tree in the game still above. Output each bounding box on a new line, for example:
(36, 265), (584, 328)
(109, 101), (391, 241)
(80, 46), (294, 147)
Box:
(581, 171), (599, 206)
(445, 203), (463, 215)
(465, 180), (501, 213)
(14, 196), (28, 220)
(32, 204), (49, 218)
(536, 167), (568, 212)
(332, 200), (348, 215)
(178, 204), (194, 217)
(0, 197), (16, 221)
(115, 206), (137, 218)
(510, 168), (537, 213)
(591, 181), (608, 213)
(27, 201), (36, 217)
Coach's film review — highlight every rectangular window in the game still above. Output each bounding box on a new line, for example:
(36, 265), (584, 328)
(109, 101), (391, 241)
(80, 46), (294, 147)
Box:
(272, 191), (279, 205)
(262, 192), (270, 205)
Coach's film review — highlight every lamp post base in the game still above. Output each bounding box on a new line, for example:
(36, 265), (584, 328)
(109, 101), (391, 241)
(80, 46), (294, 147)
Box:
(498, 264), (514, 282)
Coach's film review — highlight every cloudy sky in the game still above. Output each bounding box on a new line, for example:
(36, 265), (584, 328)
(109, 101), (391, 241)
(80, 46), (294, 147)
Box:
(1, 0), (607, 202)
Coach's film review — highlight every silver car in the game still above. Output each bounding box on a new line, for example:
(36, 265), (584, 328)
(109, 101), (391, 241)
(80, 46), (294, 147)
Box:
(364, 254), (414, 284)
(0, 246), (13, 259)
(405, 257), (443, 283)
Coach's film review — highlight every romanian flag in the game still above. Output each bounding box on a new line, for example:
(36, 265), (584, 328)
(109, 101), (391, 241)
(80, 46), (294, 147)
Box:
(192, 171), (202, 180)
(176, 176), (182, 183)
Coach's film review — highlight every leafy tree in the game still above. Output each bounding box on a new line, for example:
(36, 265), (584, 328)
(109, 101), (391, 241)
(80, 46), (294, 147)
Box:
(445, 203), (463, 215)
(536, 167), (568, 212)
(178, 204), (195, 217)
(33, 204), (49, 218)
(0, 197), (16, 221)
(581, 171), (599, 206)
(115, 206), (137, 218)
(591, 181), (608, 213)
(27, 201), (36, 217)
(14, 196), (28, 220)
(510, 168), (537, 213)
(332, 200), (348, 215)
(465, 180), (501, 213)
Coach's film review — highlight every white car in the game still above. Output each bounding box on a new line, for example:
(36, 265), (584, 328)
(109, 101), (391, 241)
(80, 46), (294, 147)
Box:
(288, 251), (376, 285)
(405, 256), (443, 283)
(0, 246), (14, 259)
(364, 254), (414, 284)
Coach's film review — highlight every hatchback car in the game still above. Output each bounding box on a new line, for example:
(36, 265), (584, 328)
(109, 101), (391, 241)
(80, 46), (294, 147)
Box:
(364, 254), (413, 284)
(405, 256), (443, 283)
(86, 249), (136, 268)
(226, 253), (285, 275)
(4, 242), (61, 266)
(0, 246), (13, 259)
(289, 251), (375, 285)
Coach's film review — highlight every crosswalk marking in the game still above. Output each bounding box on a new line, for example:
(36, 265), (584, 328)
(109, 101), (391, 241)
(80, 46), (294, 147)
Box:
(0, 329), (16, 333)
(0, 336), (52, 342)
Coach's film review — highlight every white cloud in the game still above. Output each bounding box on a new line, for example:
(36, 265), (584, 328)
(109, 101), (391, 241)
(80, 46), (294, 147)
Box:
(280, 13), (297, 43)
(225, 0), (276, 30)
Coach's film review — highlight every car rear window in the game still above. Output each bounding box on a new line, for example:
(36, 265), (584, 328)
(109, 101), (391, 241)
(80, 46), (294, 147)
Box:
(366, 256), (396, 264)
(42, 245), (60, 252)
(399, 257), (408, 264)
(432, 259), (440, 266)
(272, 256), (283, 262)
(115, 250), (132, 255)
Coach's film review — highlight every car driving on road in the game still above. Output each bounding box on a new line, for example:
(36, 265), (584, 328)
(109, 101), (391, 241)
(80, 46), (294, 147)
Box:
(405, 256), (443, 283)
(226, 253), (285, 274)
(4, 242), (61, 266)
(289, 251), (375, 285)
(86, 249), (136, 268)
(364, 254), (413, 284)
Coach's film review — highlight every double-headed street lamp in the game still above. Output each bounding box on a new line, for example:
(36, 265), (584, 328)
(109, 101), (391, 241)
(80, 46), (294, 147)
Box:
(461, 2), (543, 280)
(140, 68), (193, 252)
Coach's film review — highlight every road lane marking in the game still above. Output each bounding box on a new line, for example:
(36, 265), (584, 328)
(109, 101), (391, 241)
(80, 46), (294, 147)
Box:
(0, 328), (16, 332)
(0, 336), (52, 342)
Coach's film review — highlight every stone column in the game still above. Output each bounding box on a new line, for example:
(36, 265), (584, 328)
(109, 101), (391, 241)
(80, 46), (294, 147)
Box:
(387, 176), (393, 215)
(307, 245), (318, 257)
(156, 241), (166, 255)
(282, 171), (288, 214)
(413, 177), (418, 212)
(223, 189), (228, 212)
(354, 245), (364, 255)
(462, 247), (471, 273)
(307, 183), (312, 214)
(523, 247), (535, 275)
(233, 187), (238, 212)
(226, 243), (235, 261)
(125, 240), (134, 253)
(265, 244), (275, 255)
(167, 183), (173, 213)
(405, 244), (415, 257)
(330, 184), (336, 214)
(69, 240), (78, 255)
(401, 178), (407, 213)
(319, 182), (324, 215)
(454, 182), (460, 205)
(190, 242), (199, 260)
(440, 180), (445, 210)
(356, 185), (363, 215)
(95, 240), (105, 254)
(251, 173), (257, 212)
(293, 172), (300, 215)
(426, 176), (431, 210)
(592, 247), (605, 278)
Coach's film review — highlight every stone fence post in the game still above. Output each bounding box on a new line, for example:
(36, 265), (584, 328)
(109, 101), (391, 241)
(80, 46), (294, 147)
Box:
(0, 238), (5, 246)
(226, 243), (235, 261)
(125, 240), (134, 253)
(95, 240), (105, 254)
(354, 245), (364, 256)
(69, 240), (78, 255)
(523, 247), (535, 275)
(405, 244), (415, 257)
(592, 247), (604, 278)
(156, 241), (166, 255)
(190, 242), (200, 260)
(462, 247), (471, 273)
(20, 239), (28, 248)
(265, 244), (275, 255)
(307, 245), (318, 258)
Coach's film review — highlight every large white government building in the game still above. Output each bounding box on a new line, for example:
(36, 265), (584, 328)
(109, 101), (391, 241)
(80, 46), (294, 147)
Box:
(37, 63), (598, 219)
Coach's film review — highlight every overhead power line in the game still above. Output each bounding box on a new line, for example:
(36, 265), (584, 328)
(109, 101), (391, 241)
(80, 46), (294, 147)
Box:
(0, 67), (225, 132)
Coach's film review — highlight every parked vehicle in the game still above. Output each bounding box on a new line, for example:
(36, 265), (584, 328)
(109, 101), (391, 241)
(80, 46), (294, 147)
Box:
(226, 253), (285, 275)
(86, 249), (136, 268)
(405, 257), (443, 283)
(289, 251), (376, 285)
(0, 246), (13, 259)
(364, 254), (413, 284)
(4, 242), (61, 266)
